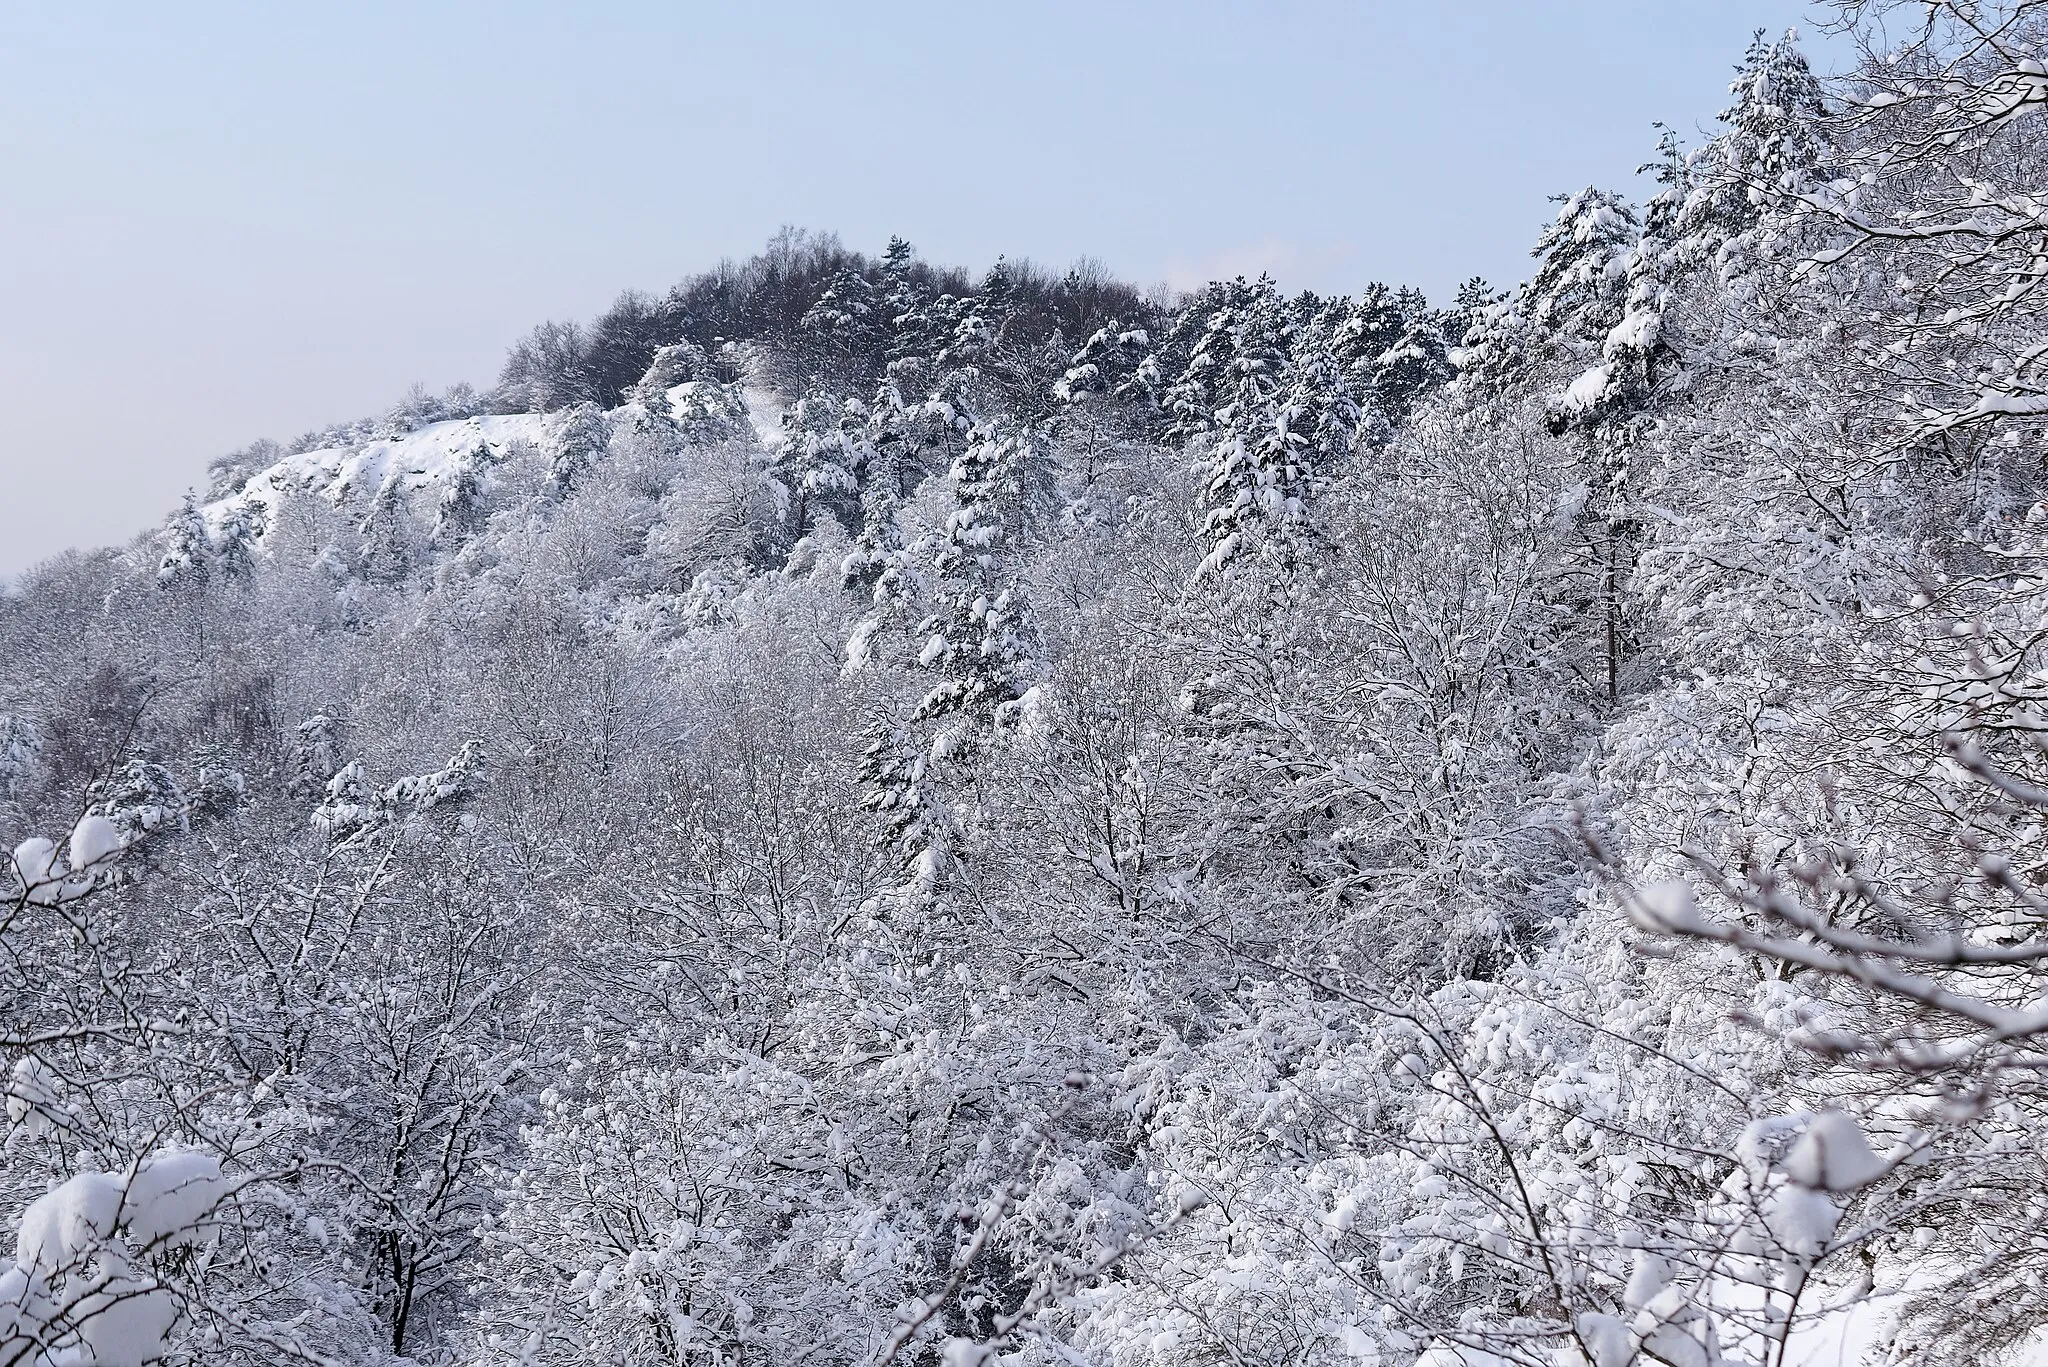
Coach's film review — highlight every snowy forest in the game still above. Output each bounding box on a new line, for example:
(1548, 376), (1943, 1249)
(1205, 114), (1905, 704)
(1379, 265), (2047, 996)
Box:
(12, 3), (2048, 1364)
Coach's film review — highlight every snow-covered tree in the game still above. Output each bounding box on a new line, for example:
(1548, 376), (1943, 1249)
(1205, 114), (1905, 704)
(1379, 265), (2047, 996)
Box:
(21, 23), (2048, 1364)
(156, 493), (214, 589)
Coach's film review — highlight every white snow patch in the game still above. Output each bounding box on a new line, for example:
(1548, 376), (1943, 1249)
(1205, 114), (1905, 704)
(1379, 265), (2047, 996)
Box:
(741, 383), (788, 451)
(1557, 363), (1615, 416)
(201, 413), (554, 540)
(10, 836), (58, 889)
(1784, 1110), (1888, 1192)
(67, 813), (124, 870)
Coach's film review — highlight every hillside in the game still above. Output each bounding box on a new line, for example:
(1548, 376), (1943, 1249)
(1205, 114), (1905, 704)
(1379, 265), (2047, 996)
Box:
(9, 10), (2048, 1367)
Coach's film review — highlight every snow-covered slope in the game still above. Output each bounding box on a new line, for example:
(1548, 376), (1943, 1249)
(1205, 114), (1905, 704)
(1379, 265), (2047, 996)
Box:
(203, 412), (557, 536)
(198, 375), (779, 547)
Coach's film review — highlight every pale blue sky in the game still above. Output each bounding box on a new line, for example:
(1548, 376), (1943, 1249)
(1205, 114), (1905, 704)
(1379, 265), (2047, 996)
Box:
(1, 1), (1828, 576)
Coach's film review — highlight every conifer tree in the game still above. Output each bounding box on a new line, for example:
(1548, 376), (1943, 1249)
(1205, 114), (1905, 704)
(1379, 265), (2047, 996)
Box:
(1446, 276), (1527, 391)
(1702, 29), (1831, 247)
(771, 392), (865, 542)
(355, 473), (416, 584)
(1526, 187), (1641, 428)
(433, 442), (496, 548)
(800, 264), (887, 387)
(1162, 276), (1340, 577)
(839, 387), (918, 621)
(877, 235), (931, 362)
(1054, 319), (1151, 408)
(1369, 304), (1452, 430)
(1513, 188), (1649, 705)
(544, 402), (611, 500)
(213, 502), (259, 582)
(912, 423), (1039, 724)
(1162, 276), (1290, 444)
(157, 493), (214, 588)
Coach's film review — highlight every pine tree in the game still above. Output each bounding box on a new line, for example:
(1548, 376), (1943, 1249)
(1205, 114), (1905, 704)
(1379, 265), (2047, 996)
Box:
(960, 257), (1019, 355)
(1054, 319), (1152, 408)
(433, 442), (497, 548)
(1525, 187), (1641, 411)
(1327, 283), (1405, 376)
(545, 402), (611, 501)
(1161, 276), (1333, 577)
(1520, 187), (1643, 432)
(855, 724), (957, 891)
(1278, 328), (1364, 487)
(1701, 29), (1831, 248)
(289, 714), (344, 800)
(913, 423), (1039, 723)
(838, 387), (917, 616)
(1299, 298), (1389, 448)
(1369, 302), (1452, 430)
(879, 234), (916, 281)
(1588, 31), (1827, 445)
(1447, 277), (1528, 391)
(1520, 188), (1648, 706)
(936, 258), (1027, 402)
(356, 473), (416, 585)
(800, 264), (887, 387)
(157, 493), (214, 589)
(877, 236), (932, 364)
(887, 290), (965, 381)
(800, 265), (880, 343)
(0, 713), (40, 809)
(771, 392), (865, 542)
(1162, 276), (1291, 444)
(213, 502), (260, 582)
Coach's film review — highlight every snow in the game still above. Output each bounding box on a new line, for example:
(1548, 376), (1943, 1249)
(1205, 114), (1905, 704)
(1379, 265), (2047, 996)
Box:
(1576, 1312), (1631, 1367)
(1783, 1110), (1888, 1192)
(200, 412), (554, 542)
(742, 382), (788, 451)
(15, 1170), (125, 1277)
(10, 836), (57, 889)
(1763, 1183), (1840, 1258)
(32, 86), (2048, 1363)
(843, 617), (881, 673)
(15, 1151), (226, 1274)
(1604, 305), (1661, 354)
(67, 813), (123, 870)
(123, 1152), (229, 1250)
(72, 1272), (181, 1366)
(1622, 1251), (1672, 1310)
(202, 383), (786, 550)
(1557, 363), (1615, 416)
(1414, 1346), (1512, 1367)
(1627, 879), (1700, 932)
(6, 1056), (55, 1136)
(8, 1151), (230, 1367)
(1954, 389), (2048, 424)
(941, 1340), (994, 1367)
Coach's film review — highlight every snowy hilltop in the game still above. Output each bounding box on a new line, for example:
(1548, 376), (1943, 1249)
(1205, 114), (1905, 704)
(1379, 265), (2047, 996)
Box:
(10, 7), (2048, 1365)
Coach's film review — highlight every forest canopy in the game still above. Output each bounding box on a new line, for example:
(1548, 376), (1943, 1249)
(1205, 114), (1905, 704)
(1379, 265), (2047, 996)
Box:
(11, 5), (2048, 1365)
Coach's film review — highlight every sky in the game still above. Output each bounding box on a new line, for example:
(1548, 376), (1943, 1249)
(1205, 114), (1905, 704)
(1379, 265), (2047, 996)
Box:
(0, 1), (1834, 579)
